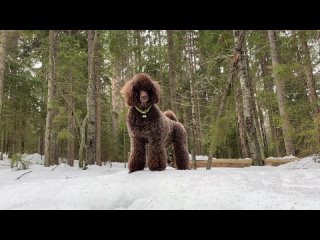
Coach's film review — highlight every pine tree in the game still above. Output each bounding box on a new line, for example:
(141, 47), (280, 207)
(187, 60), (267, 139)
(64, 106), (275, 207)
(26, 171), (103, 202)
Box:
(268, 30), (295, 156)
(86, 30), (97, 165)
(234, 30), (262, 166)
(95, 31), (103, 166)
(167, 30), (177, 113)
(0, 31), (8, 160)
(44, 30), (58, 167)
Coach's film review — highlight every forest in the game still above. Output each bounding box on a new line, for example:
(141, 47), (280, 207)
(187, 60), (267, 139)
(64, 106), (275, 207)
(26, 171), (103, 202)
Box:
(0, 30), (319, 168)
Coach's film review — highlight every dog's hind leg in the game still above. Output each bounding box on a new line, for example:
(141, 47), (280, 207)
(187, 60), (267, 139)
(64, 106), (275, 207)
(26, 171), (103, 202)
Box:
(173, 127), (190, 170)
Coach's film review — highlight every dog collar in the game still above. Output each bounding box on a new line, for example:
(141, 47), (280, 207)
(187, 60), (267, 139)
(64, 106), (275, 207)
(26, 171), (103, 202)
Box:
(135, 105), (152, 118)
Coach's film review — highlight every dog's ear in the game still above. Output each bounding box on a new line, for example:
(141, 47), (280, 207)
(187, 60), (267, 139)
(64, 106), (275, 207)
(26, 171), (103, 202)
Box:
(120, 79), (134, 106)
(150, 80), (161, 104)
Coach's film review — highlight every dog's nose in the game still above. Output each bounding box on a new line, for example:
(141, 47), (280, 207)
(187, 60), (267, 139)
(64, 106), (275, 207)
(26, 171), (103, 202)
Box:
(140, 91), (149, 102)
(141, 95), (148, 101)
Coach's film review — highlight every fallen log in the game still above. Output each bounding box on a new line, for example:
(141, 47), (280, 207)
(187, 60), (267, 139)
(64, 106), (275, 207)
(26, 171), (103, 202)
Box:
(189, 158), (252, 168)
(264, 157), (299, 166)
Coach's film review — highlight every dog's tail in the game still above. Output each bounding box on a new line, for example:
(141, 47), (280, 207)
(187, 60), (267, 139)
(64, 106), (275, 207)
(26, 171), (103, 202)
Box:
(163, 110), (178, 122)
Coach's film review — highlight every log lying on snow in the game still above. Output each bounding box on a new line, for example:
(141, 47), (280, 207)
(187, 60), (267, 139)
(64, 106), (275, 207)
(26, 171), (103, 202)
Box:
(186, 157), (299, 168)
(212, 159), (252, 167)
(264, 157), (299, 166)
(189, 159), (253, 168)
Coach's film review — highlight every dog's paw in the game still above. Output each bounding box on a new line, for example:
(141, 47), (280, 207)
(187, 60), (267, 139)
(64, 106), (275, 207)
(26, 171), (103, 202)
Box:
(148, 165), (166, 171)
(128, 167), (145, 173)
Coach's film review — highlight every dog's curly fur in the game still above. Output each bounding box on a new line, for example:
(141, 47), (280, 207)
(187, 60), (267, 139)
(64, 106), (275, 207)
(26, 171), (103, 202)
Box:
(121, 73), (190, 173)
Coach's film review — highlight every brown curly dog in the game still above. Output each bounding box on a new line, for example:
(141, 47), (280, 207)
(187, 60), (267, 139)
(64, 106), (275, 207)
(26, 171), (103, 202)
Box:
(121, 73), (190, 173)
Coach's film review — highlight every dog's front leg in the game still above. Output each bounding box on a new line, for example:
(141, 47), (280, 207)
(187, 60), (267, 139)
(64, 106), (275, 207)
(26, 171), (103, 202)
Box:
(128, 137), (147, 173)
(147, 138), (167, 171)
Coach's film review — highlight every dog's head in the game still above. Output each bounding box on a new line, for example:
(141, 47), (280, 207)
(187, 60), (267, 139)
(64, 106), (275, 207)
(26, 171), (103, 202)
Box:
(120, 73), (161, 109)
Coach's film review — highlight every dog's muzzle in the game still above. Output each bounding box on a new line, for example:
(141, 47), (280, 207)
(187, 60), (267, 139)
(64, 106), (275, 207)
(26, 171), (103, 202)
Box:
(140, 91), (149, 103)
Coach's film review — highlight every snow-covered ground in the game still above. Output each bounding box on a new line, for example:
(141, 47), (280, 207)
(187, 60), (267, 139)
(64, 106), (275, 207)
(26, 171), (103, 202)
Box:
(1, 153), (320, 210)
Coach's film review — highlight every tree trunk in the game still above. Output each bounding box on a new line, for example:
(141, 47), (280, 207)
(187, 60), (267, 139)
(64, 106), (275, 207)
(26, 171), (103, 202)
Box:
(3, 115), (8, 156)
(5, 130), (9, 154)
(242, 41), (266, 159)
(157, 31), (165, 110)
(189, 74), (197, 155)
(268, 30), (295, 156)
(258, 53), (282, 157)
(167, 30), (177, 112)
(123, 127), (127, 167)
(0, 30), (8, 155)
(111, 64), (124, 160)
(44, 30), (58, 167)
(0, 114), (6, 159)
(0, 127), (4, 160)
(65, 32), (75, 167)
(298, 30), (320, 117)
(111, 65), (119, 141)
(95, 31), (102, 166)
(38, 132), (44, 157)
(190, 32), (203, 154)
(298, 31), (320, 149)
(134, 30), (143, 72)
(185, 32), (197, 155)
(256, 100), (268, 157)
(234, 30), (263, 166)
(186, 31), (202, 154)
(191, 149), (196, 170)
(196, 95), (203, 154)
(234, 86), (249, 158)
(67, 78), (75, 167)
(86, 30), (96, 165)
(79, 113), (88, 168)
(11, 106), (18, 155)
(39, 91), (45, 158)
(206, 152), (214, 170)
(20, 118), (26, 153)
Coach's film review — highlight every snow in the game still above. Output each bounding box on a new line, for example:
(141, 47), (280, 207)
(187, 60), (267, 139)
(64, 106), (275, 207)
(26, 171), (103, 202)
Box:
(22, 153), (44, 165)
(1, 154), (320, 210)
(265, 155), (299, 160)
(278, 155), (320, 169)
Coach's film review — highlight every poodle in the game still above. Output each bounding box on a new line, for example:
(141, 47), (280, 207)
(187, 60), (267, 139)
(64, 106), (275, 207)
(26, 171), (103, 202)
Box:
(121, 73), (190, 173)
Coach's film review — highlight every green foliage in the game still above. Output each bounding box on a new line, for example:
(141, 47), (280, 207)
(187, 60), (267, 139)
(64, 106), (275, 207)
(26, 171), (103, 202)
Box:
(256, 91), (278, 110)
(206, 108), (239, 158)
(295, 119), (320, 156)
(106, 110), (130, 162)
(57, 128), (74, 141)
(272, 64), (296, 81)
